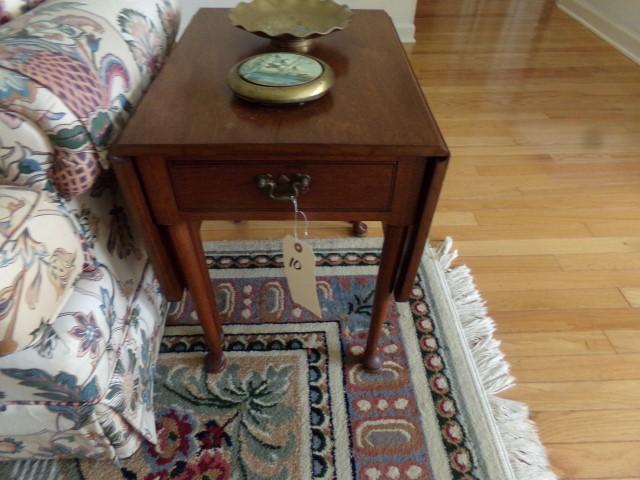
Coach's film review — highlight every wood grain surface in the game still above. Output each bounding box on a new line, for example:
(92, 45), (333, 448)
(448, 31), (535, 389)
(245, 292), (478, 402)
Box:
(113, 10), (448, 158)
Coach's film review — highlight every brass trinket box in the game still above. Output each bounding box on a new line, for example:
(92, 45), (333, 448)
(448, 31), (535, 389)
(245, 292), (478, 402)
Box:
(228, 52), (334, 105)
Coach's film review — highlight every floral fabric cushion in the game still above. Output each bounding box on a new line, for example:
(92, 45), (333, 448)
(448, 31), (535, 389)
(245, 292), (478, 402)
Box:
(0, 185), (83, 356)
(0, 110), (54, 192)
(0, 182), (167, 460)
(0, 0), (44, 24)
(0, 264), (167, 459)
(0, 0), (178, 461)
(0, 0), (179, 196)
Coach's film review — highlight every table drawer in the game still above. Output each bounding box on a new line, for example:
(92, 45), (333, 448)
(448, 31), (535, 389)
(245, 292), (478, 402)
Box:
(169, 161), (398, 212)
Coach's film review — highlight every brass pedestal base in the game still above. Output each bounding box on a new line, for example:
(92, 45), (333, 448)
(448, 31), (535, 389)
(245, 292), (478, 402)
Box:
(272, 37), (313, 53)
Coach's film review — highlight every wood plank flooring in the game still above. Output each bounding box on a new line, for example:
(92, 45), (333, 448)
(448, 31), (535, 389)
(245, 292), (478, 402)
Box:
(202, 1), (640, 478)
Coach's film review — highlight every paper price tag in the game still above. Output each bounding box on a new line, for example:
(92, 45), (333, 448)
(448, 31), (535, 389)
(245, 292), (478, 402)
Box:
(283, 234), (322, 318)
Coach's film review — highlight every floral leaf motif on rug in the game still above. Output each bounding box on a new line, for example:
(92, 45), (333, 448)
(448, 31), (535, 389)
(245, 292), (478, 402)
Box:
(1, 240), (555, 480)
(162, 362), (297, 479)
(78, 325), (344, 480)
(160, 247), (479, 480)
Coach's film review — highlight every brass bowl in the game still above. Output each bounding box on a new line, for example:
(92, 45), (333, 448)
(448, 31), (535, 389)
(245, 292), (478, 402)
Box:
(229, 0), (352, 52)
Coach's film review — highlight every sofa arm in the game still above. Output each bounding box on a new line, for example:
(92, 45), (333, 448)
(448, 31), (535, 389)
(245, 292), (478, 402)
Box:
(0, 0), (180, 197)
(0, 185), (84, 357)
(0, 109), (55, 192)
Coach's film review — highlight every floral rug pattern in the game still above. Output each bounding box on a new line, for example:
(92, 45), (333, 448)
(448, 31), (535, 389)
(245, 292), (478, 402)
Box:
(1, 240), (523, 480)
(80, 323), (342, 480)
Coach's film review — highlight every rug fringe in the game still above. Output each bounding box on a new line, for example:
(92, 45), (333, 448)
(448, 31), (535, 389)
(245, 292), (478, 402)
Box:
(436, 238), (557, 480)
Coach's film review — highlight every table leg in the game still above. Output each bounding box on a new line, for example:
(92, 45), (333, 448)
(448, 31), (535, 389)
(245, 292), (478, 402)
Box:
(361, 225), (407, 371)
(112, 157), (184, 301)
(395, 158), (449, 301)
(167, 220), (226, 373)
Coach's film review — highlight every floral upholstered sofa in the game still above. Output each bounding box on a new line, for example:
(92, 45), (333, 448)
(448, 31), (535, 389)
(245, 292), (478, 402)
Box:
(0, 0), (180, 460)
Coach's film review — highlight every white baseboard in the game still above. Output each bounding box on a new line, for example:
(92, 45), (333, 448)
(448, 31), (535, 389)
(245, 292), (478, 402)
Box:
(557, 0), (640, 65)
(395, 21), (416, 43)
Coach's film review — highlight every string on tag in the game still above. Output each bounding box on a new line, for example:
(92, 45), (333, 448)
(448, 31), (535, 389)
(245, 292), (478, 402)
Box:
(290, 196), (309, 239)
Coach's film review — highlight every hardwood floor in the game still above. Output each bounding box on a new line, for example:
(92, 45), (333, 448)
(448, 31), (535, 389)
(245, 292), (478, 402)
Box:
(202, 1), (640, 478)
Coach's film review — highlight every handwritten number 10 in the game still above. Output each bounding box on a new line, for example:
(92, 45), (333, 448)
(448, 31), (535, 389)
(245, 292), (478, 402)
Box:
(289, 257), (302, 270)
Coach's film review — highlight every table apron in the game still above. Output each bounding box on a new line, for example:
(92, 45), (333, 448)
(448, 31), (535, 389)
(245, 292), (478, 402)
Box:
(135, 156), (435, 227)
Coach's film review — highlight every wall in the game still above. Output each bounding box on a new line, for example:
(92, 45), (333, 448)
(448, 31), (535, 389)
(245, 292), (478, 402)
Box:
(557, 0), (640, 64)
(178, 0), (417, 42)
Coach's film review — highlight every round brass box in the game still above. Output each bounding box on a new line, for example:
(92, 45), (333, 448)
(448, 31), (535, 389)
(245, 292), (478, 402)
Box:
(228, 52), (334, 105)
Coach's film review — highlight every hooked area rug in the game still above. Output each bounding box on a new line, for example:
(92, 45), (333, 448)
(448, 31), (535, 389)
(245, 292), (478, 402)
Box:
(4, 238), (555, 480)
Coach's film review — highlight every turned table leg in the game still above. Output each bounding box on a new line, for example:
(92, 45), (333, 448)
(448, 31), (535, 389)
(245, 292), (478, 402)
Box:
(167, 220), (226, 373)
(361, 225), (407, 371)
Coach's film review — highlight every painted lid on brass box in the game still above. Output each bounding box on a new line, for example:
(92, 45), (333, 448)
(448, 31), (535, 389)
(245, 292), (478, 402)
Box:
(238, 52), (324, 87)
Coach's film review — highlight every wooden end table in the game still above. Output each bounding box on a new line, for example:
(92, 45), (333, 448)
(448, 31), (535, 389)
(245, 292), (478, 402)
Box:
(112, 9), (449, 374)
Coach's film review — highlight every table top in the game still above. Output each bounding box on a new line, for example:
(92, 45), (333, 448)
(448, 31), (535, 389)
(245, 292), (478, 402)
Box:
(113, 9), (449, 159)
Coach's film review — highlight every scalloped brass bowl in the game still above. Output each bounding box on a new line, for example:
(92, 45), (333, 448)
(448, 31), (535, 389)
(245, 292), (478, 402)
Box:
(229, 0), (352, 52)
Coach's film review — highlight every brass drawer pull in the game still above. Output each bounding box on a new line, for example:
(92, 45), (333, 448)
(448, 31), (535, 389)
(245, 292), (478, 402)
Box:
(257, 173), (311, 201)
